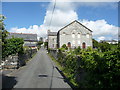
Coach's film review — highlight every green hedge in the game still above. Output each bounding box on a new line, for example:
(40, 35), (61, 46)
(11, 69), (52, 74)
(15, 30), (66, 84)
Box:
(55, 45), (120, 88)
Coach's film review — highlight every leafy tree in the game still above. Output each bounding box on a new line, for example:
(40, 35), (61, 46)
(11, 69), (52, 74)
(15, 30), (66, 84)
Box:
(37, 41), (43, 45)
(44, 42), (48, 49)
(2, 37), (24, 59)
(62, 44), (68, 50)
(50, 44), (119, 88)
(92, 39), (99, 48)
(0, 15), (9, 60)
(99, 42), (111, 52)
(0, 15), (9, 42)
(37, 41), (43, 49)
(74, 46), (81, 54)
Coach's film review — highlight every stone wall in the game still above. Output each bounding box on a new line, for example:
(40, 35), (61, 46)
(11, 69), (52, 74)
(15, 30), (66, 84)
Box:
(2, 49), (37, 69)
(49, 49), (58, 60)
(2, 55), (18, 69)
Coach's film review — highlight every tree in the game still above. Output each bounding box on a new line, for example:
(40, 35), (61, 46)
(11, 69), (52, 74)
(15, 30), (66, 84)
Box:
(44, 42), (48, 49)
(99, 42), (111, 52)
(37, 41), (43, 46)
(62, 44), (68, 50)
(0, 15), (24, 60)
(92, 39), (99, 48)
(37, 41), (43, 49)
(0, 15), (9, 60)
(2, 37), (24, 59)
(0, 15), (9, 41)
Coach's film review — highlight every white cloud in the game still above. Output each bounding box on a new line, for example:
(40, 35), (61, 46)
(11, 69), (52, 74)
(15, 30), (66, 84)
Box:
(98, 36), (105, 41)
(80, 19), (118, 40)
(44, 1), (78, 31)
(9, 25), (48, 40)
(10, 1), (78, 38)
(9, 1), (119, 41)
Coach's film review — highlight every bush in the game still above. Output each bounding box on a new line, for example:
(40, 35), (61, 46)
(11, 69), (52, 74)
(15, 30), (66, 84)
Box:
(2, 37), (24, 59)
(62, 44), (68, 50)
(54, 44), (120, 88)
(79, 46), (120, 88)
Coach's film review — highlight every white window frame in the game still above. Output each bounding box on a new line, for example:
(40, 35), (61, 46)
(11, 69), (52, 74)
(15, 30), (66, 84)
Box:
(62, 32), (66, 35)
(86, 34), (90, 38)
(78, 41), (80, 45)
(78, 33), (80, 38)
(72, 33), (75, 38)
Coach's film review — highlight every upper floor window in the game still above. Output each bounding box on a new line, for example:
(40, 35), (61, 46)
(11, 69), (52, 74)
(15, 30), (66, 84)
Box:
(72, 33), (75, 38)
(78, 41), (80, 45)
(86, 34), (89, 38)
(62, 32), (66, 35)
(78, 33), (80, 38)
(72, 40), (75, 45)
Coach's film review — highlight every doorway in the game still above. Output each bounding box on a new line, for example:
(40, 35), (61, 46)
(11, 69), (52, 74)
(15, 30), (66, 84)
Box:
(82, 42), (86, 49)
(67, 42), (71, 48)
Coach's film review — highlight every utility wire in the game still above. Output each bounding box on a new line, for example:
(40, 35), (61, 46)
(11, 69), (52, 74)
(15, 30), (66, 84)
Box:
(48, 0), (56, 29)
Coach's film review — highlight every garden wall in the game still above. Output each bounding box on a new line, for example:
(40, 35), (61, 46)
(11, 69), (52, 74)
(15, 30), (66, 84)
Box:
(2, 49), (37, 69)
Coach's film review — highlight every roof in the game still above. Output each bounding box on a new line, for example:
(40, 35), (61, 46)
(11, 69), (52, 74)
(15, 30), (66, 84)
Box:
(48, 32), (57, 36)
(24, 43), (37, 47)
(106, 40), (118, 42)
(100, 40), (118, 42)
(7, 33), (38, 42)
(58, 20), (92, 33)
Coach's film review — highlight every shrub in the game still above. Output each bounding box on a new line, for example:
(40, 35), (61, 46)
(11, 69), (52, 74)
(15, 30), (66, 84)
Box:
(61, 44), (68, 50)
(54, 44), (119, 88)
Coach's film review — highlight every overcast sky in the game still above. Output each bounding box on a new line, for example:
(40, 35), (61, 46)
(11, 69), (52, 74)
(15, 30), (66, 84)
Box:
(2, 0), (119, 41)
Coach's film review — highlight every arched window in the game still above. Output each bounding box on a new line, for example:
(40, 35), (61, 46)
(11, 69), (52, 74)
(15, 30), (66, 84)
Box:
(72, 40), (75, 45)
(63, 32), (66, 35)
(72, 33), (75, 38)
(78, 33), (80, 38)
(78, 41), (80, 45)
(86, 34), (89, 38)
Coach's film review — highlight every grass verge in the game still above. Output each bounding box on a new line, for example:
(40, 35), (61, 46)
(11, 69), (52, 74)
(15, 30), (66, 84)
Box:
(48, 53), (78, 88)
(48, 53), (63, 71)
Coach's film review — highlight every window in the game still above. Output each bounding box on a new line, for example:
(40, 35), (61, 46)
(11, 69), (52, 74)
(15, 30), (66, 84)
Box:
(78, 41), (80, 45)
(72, 33), (75, 38)
(72, 40), (75, 44)
(63, 32), (66, 35)
(78, 33), (80, 38)
(86, 34), (89, 38)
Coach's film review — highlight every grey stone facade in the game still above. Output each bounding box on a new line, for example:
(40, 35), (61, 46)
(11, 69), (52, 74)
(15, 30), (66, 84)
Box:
(48, 30), (57, 49)
(48, 20), (93, 49)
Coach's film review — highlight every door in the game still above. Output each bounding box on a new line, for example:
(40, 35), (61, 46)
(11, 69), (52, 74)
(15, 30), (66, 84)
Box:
(82, 42), (86, 49)
(67, 42), (71, 48)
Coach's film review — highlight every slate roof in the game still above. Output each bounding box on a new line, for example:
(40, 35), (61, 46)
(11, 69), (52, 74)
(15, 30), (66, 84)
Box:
(24, 43), (37, 47)
(48, 32), (57, 36)
(7, 33), (38, 42)
(99, 40), (118, 43)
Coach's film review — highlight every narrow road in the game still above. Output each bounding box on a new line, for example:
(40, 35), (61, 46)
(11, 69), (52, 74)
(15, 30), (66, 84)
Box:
(4, 47), (71, 88)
